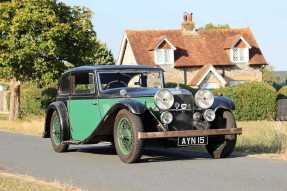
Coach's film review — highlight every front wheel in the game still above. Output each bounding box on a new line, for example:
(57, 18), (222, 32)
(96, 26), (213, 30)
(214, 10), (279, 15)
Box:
(50, 111), (69, 153)
(205, 110), (237, 159)
(114, 109), (143, 163)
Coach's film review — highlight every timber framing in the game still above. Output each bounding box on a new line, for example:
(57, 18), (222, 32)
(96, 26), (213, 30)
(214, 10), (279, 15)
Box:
(138, 128), (242, 139)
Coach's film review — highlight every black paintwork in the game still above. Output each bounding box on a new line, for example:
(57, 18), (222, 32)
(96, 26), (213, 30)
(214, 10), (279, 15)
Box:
(212, 96), (235, 111)
(64, 64), (163, 75)
(43, 101), (70, 140)
(44, 65), (236, 143)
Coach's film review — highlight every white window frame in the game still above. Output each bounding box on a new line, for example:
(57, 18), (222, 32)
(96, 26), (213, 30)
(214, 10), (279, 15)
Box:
(201, 82), (220, 90)
(154, 48), (174, 65)
(231, 48), (249, 64)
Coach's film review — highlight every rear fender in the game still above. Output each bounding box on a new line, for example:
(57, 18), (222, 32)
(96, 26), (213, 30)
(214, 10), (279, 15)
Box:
(43, 101), (70, 141)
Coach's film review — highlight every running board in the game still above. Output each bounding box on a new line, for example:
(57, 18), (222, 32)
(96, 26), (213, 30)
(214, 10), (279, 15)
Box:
(138, 128), (242, 139)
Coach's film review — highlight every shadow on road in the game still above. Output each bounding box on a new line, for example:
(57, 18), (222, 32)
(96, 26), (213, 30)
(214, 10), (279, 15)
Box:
(68, 143), (246, 163)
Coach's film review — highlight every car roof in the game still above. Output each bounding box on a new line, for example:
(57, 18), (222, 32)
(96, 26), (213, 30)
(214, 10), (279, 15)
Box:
(64, 64), (163, 74)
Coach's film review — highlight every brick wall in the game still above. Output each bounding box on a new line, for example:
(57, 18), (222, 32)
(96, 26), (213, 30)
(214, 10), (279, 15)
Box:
(160, 64), (263, 86)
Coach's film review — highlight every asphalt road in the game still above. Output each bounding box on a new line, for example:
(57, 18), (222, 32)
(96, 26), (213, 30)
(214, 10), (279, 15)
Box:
(0, 132), (287, 191)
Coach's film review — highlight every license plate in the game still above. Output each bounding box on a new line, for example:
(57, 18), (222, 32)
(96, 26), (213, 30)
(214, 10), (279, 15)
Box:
(177, 136), (208, 146)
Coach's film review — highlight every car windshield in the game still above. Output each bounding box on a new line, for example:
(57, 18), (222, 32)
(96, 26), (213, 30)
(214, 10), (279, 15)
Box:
(98, 71), (163, 91)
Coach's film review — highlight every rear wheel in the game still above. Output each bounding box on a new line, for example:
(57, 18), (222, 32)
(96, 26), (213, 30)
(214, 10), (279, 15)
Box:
(114, 109), (143, 163)
(205, 110), (237, 159)
(50, 111), (69, 153)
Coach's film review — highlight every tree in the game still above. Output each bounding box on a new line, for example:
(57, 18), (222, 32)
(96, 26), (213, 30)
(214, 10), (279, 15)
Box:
(201, 23), (230, 30)
(0, 0), (114, 120)
(262, 66), (276, 84)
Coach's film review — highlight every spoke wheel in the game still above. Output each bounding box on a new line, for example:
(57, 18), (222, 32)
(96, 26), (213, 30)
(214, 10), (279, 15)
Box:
(51, 112), (61, 145)
(117, 118), (134, 155)
(50, 111), (69, 153)
(114, 109), (143, 163)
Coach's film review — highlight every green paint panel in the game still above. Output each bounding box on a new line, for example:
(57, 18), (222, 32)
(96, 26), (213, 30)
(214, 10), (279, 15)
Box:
(68, 99), (101, 141)
(68, 97), (155, 141)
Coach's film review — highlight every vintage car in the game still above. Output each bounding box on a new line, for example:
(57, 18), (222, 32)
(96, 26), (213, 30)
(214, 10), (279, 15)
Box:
(43, 65), (242, 163)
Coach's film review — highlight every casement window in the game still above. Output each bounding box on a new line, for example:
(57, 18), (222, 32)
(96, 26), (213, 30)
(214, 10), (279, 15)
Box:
(71, 72), (96, 95)
(155, 49), (174, 65)
(201, 82), (220, 90)
(231, 48), (249, 63)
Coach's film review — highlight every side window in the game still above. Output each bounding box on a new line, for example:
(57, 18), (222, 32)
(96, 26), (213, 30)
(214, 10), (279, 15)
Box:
(71, 72), (96, 95)
(59, 74), (70, 95)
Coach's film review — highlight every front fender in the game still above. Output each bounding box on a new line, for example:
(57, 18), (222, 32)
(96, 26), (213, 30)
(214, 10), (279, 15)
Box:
(211, 96), (235, 111)
(115, 99), (147, 114)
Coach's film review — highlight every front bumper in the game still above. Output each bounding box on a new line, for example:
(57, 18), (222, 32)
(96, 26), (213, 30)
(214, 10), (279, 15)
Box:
(138, 128), (242, 139)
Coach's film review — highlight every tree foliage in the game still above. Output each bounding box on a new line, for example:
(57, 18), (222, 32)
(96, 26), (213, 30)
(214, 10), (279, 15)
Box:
(0, 0), (114, 86)
(263, 66), (277, 84)
(201, 22), (230, 30)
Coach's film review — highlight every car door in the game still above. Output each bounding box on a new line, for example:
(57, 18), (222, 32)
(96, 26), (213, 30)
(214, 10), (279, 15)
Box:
(68, 71), (101, 141)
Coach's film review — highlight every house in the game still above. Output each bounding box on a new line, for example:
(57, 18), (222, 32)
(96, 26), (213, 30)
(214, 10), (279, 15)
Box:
(117, 12), (267, 89)
(0, 82), (9, 114)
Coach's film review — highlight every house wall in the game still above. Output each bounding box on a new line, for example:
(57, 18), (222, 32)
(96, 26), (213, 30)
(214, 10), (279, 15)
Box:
(161, 65), (198, 84)
(160, 64), (262, 86)
(0, 83), (9, 113)
(218, 64), (263, 82)
(121, 41), (137, 65)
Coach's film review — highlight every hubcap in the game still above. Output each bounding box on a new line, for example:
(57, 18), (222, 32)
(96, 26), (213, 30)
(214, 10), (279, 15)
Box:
(117, 117), (133, 155)
(51, 112), (61, 145)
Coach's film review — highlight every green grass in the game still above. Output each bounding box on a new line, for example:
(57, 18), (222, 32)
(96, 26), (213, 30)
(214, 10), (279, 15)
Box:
(0, 172), (80, 191)
(236, 121), (287, 154)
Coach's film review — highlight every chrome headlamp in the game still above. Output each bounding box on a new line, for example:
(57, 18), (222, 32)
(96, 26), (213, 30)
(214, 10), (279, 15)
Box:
(160, 111), (173, 124)
(154, 89), (174, 110)
(194, 90), (214, 109)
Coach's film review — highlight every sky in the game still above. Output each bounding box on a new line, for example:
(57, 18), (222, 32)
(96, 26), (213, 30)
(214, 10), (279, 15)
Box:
(62, 0), (287, 71)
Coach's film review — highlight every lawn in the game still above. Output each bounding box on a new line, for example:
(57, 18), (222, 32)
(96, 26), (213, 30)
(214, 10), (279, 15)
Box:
(236, 121), (287, 154)
(0, 171), (80, 191)
(0, 115), (44, 136)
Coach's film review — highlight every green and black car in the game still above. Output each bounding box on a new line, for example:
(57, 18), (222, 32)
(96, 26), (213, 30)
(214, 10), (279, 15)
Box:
(43, 65), (242, 163)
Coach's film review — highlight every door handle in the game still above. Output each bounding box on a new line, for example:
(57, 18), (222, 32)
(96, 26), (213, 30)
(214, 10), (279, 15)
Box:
(92, 103), (98, 105)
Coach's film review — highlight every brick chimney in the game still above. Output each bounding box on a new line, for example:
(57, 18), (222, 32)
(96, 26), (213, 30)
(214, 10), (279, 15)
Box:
(181, 12), (195, 32)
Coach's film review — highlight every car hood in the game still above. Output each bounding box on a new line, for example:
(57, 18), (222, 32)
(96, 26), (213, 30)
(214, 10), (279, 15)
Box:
(100, 87), (192, 98)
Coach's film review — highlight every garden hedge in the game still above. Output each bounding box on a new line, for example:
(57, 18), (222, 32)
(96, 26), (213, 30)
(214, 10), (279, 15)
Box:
(20, 82), (57, 118)
(214, 82), (277, 121)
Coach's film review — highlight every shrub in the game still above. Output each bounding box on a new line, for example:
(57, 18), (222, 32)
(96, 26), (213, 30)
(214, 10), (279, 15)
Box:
(214, 82), (277, 121)
(278, 86), (287, 99)
(20, 82), (57, 118)
(165, 82), (197, 94)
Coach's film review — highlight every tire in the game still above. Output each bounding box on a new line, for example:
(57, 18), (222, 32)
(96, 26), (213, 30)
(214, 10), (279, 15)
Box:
(114, 109), (143, 163)
(50, 110), (69, 153)
(205, 110), (237, 159)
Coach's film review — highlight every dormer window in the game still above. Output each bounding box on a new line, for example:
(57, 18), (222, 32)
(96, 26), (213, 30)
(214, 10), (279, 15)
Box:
(231, 48), (249, 63)
(155, 49), (174, 65)
(226, 35), (251, 64)
(153, 37), (176, 65)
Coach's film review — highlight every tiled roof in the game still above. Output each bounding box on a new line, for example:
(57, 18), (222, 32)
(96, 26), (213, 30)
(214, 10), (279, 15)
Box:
(125, 28), (267, 67)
